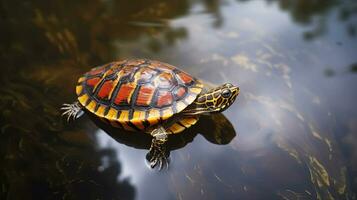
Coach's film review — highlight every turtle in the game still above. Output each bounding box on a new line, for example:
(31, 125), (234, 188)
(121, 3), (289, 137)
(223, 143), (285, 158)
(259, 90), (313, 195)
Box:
(62, 59), (239, 169)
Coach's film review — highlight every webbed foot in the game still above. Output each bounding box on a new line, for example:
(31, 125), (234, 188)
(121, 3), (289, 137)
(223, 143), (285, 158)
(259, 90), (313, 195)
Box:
(146, 127), (170, 170)
(61, 101), (84, 122)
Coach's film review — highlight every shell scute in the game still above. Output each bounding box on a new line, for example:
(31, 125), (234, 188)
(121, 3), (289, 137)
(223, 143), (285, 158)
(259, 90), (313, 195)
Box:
(136, 85), (155, 106)
(156, 91), (173, 107)
(88, 66), (106, 76)
(177, 72), (193, 85)
(173, 86), (186, 99)
(77, 59), (203, 131)
(161, 108), (174, 120)
(136, 67), (157, 84)
(150, 60), (175, 71)
(86, 77), (101, 87)
(114, 83), (136, 105)
(97, 80), (114, 100)
(153, 71), (175, 89)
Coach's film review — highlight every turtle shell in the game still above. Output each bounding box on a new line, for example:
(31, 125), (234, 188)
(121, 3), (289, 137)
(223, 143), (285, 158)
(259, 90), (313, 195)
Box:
(76, 59), (203, 131)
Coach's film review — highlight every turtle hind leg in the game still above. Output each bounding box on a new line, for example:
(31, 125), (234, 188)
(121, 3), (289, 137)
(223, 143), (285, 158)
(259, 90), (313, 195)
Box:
(146, 126), (170, 170)
(61, 101), (84, 122)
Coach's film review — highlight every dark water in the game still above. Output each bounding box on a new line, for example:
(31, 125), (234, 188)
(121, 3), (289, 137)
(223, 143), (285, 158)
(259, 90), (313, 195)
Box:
(1, 0), (357, 199)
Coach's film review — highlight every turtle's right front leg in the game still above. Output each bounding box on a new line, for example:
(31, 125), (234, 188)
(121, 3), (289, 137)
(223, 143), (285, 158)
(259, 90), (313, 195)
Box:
(146, 126), (170, 170)
(61, 101), (84, 122)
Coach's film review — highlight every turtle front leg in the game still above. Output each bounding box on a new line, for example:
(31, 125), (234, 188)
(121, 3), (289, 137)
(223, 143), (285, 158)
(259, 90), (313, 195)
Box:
(146, 126), (170, 170)
(61, 101), (84, 122)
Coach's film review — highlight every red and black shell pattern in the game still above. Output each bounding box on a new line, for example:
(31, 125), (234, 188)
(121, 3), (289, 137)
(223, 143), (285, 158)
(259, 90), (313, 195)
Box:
(76, 59), (203, 132)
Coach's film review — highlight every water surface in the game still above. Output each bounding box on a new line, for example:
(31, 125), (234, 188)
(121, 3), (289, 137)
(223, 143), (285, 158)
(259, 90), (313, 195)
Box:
(1, 0), (357, 199)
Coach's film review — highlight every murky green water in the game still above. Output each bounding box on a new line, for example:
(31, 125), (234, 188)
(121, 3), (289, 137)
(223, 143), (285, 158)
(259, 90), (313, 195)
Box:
(1, 0), (357, 199)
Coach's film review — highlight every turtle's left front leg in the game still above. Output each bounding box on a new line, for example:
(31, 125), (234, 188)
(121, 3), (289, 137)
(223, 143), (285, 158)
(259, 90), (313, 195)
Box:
(146, 126), (170, 170)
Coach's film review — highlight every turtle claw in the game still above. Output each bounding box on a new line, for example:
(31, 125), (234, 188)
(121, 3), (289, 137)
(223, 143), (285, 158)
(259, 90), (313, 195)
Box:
(146, 126), (170, 171)
(61, 102), (83, 122)
(146, 138), (170, 171)
(159, 156), (170, 170)
(148, 153), (170, 171)
(155, 154), (170, 170)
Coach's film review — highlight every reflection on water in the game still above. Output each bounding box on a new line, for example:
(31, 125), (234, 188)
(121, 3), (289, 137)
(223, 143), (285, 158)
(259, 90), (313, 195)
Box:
(94, 113), (236, 200)
(92, 112), (236, 161)
(1, 0), (357, 199)
(0, 80), (135, 199)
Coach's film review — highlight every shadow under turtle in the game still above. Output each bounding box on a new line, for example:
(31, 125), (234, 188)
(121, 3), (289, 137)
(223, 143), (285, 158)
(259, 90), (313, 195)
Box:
(88, 111), (237, 170)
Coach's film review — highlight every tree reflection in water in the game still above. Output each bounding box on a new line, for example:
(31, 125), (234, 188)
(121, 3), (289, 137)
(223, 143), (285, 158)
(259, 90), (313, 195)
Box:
(0, 79), (135, 199)
(236, 0), (357, 40)
(0, 1), (222, 199)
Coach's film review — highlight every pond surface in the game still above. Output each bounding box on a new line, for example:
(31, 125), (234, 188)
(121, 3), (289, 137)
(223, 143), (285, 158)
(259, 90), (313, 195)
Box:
(1, 0), (357, 199)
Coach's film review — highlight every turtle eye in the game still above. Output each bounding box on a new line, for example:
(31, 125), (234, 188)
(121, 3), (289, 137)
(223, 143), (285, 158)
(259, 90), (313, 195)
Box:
(221, 89), (231, 98)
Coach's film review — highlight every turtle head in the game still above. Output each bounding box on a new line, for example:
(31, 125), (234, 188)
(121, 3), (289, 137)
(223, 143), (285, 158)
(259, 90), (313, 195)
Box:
(189, 83), (239, 115)
(209, 83), (239, 113)
(185, 83), (239, 115)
